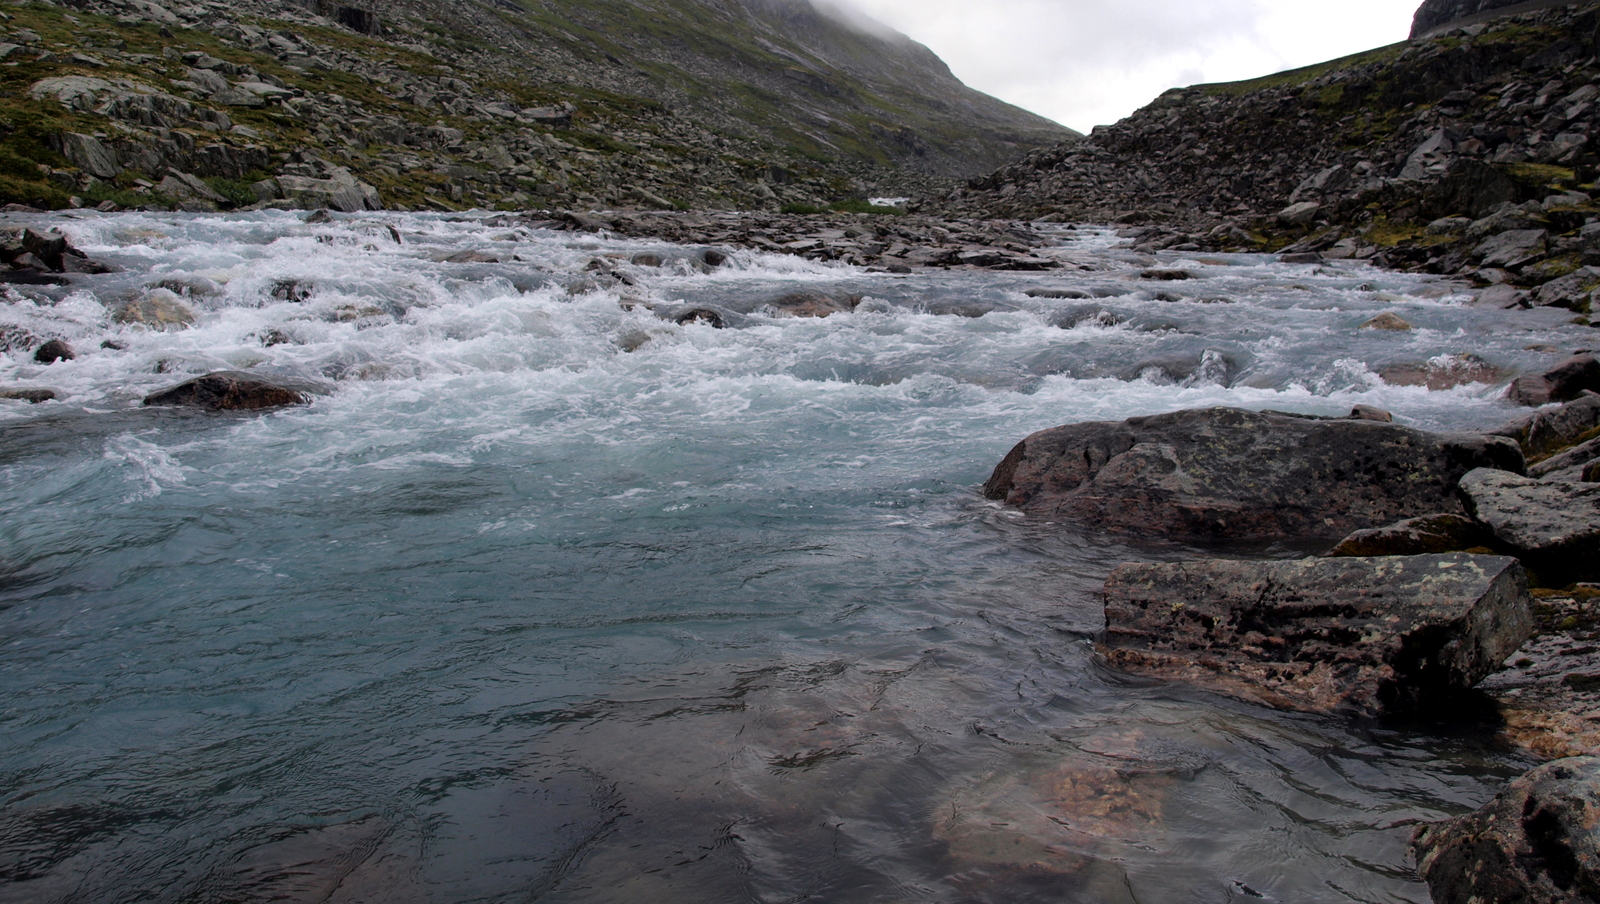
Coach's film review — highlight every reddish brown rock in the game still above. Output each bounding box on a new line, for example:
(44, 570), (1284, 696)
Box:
(982, 406), (1524, 541)
(1506, 355), (1600, 407)
(1100, 553), (1532, 716)
(1325, 512), (1492, 557)
(1413, 756), (1600, 904)
(142, 372), (310, 411)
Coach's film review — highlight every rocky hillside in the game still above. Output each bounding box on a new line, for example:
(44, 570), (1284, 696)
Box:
(951, 1), (1600, 319)
(0, 0), (1072, 213)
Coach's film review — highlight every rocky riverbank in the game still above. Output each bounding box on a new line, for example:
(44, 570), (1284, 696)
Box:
(978, 383), (1600, 901)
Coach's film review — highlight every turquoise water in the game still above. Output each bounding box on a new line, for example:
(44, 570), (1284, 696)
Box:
(0, 211), (1576, 902)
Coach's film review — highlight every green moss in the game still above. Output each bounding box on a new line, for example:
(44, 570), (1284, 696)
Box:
(1504, 162), (1578, 192)
(1361, 218), (1425, 247)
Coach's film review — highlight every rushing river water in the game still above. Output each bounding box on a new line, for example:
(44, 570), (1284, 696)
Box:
(0, 210), (1589, 903)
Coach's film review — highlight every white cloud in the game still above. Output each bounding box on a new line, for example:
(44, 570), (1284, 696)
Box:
(835, 0), (1416, 132)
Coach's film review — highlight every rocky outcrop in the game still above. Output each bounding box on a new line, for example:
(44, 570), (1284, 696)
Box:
(1459, 468), (1600, 583)
(981, 407), (1525, 541)
(1411, 0), (1545, 36)
(1099, 554), (1532, 716)
(142, 371), (311, 410)
(1412, 756), (1600, 903)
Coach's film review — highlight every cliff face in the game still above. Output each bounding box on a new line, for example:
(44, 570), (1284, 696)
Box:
(1411, 0), (1537, 37)
(0, 0), (1073, 213)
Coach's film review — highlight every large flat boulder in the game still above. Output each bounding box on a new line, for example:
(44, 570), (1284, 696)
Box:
(1460, 468), (1600, 584)
(1100, 554), (1531, 716)
(1412, 756), (1600, 904)
(983, 407), (1524, 540)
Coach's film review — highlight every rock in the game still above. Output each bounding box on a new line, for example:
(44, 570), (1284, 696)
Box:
(1277, 201), (1321, 226)
(1100, 553), (1531, 716)
(982, 406), (1525, 541)
(1459, 468), (1600, 583)
(1530, 435), (1600, 479)
(142, 371), (310, 411)
(1475, 284), (1529, 308)
(1139, 268), (1193, 280)
(156, 171), (227, 205)
(1588, 461), (1600, 482)
(274, 171), (382, 212)
(0, 387), (56, 403)
(443, 250), (499, 263)
(60, 132), (119, 179)
(1361, 311), (1413, 331)
(1494, 392), (1600, 459)
(32, 339), (75, 364)
(1379, 353), (1506, 390)
(674, 308), (726, 328)
(630, 253), (664, 267)
(1349, 404), (1394, 422)
(765, 291), (859, 318)
(1474, 229), (1549, 270)
(1279, 251), (1324, 264)
(113, 290), (197, 330)
(700, 249), (728, 268)
(1412, 757), (1600, 903)
(1326, 512), (1492, 557)
(1505, 356), (1600, 407)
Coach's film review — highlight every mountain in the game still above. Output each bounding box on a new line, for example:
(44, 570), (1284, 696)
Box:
(951, 0), (1600, 314)
(0, 0), (1073, 212)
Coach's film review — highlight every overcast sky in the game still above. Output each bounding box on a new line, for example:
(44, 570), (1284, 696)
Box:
(833, 0), (1418, 133)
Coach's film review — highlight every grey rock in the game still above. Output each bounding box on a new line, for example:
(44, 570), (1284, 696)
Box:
(1276, 201), (1321, 226)
(1531, 435), (1600, 478)
(1495, 392), (1600, 458)
(60, 132), (119, 179)
(1326, 512), (1492, 557)
(1413, 756), (1600, 903)
(982, 406), (1525, 541)
(1460, 468), (1600, 582)
(1100, 553), (1531, 716)
(1474, 229), (1549, 269)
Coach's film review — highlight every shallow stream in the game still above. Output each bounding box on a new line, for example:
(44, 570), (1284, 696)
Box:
(0, 210), (1587, 903)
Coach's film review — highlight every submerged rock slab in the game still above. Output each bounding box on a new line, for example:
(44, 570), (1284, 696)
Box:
(1412, 756), (1600, 904)
(1099, 554), (1531, 716)
(982, 407), (1524, 540)
(142, 371), (310, 411)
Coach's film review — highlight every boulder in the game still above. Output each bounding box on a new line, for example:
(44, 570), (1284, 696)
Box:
(765, 291), (859, 318)
(0, 387), (56, 403)
(1099, 553), (1532, 716)
(1459, 468), (1600, 583)
(142, 372), (310, 411)
(1494, 392), (1600, 459)
(1361, 311), (1413, 331)
(1474, 229), (1548, 270)
(1412, 756), (1600, 903)
(1276, 201), (1321, 226)
(1326, 512), (1492, 557)
(113, 290), (196, 330)
(1505, 356), (1600, 407)
(982, 407), (1525, 540)
(60, 132), (119, 179)
(1530, 435), (1600, 479)
(33, 339), (75, 364)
